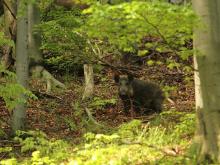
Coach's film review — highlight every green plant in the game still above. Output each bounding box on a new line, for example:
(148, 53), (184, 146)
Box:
(38, 5), (88, 74)
(62, 116), (77, 131)
(0, 32), (14, 46)
(171, 113), (195, 142)
(117, 119), (142, 139)
(31, 151), (55, 165)
(14, 131), (70, 164)
(0, 158), (17, 165)
(0, 147), (12, 154)
(162, 85), (177, 98)
(83, 1), (196, 57)
(0, 65), (37, 111)
(84, 132), (120, 148)
(89, 97), (117, 110)
(0, 112), (196, 164)
(0, 126), (7, 139)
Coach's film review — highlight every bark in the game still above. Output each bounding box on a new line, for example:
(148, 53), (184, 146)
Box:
(1, 0), (16, 69)
(28, 3), (42, 63)
(12, 0), (28, 133)
(28, 3), (65, 93)
(193, 0), (220, 163)
(0, 0), (3, 16)
(31, 65), (65, 93)
(82, 64), (94, 100)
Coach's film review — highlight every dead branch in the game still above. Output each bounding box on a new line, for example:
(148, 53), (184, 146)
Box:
(97, 58), (140, 77)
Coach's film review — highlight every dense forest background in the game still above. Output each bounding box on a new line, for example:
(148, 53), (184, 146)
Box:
(0, 0), (219, 164)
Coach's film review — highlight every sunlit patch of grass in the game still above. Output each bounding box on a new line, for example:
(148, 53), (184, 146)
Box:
(0, 110), (196, 165)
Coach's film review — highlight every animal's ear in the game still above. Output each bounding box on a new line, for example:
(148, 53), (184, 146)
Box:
(128, 74), (134, 82)
(114, 74), (120, 83)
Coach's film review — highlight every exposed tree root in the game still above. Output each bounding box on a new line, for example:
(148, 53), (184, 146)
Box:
(30, 65), (65, 93)
(84, 107), (104, 127)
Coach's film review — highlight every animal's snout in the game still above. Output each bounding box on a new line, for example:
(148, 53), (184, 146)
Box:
(119, 87), (128, 96)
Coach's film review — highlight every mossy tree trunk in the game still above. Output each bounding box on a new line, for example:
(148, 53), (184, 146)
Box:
(193, 0), (220, 163)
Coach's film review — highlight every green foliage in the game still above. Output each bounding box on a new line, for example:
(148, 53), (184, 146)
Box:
(84, 132), (120, 146)
(69, 114), (195, 164)
(30, 151), (54, 165)
(171, 113), (195, 142)
(117, 119), (142, 139)
(0, 131), (70, 165)
(0, 158), (17, 165)
(0, 111), (196, 164)
(14, 131), (69, 164)
(62, 116), (78, 131)
(0, 124), (7, 138)
(0, 65), (37, 111)
(162, 85), (177, 98)
(0, 32), (14, 46)
(39, 6), (88, 74)
(151, 111), (196, 144)
(83, 1), (196, 63)
(89, 96), (117, 110)
(0, 147), (12, 154)
(166, 59), (181, 69)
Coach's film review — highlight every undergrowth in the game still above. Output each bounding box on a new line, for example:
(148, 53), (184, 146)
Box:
(0, 110), (196, 165)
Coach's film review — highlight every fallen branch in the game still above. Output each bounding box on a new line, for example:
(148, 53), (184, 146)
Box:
(167, 97), (175, 105)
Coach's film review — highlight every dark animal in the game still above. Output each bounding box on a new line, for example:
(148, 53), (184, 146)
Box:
(114, 74), (164, 115)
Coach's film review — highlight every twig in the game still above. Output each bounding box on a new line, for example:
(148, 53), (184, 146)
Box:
(87, 38), (140, 76)
(167, 97), (175, 105)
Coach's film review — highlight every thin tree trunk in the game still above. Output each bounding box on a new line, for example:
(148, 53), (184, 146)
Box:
(12, 0), (28, 133)
(82, 64), (94, 100)
(28, 3), (42, 63)
(193, 0), (220, 163)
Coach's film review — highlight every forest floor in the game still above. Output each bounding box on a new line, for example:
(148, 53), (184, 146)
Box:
(0, 64), (194, 139)
(0, 61), (196, 164)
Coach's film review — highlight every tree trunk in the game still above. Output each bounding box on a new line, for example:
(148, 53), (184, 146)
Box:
(12, 0), (28, 133)
(82, 64), (94, 100)
(28, 3), (42, 63)
(28, 2), (65, 93)
(1, 0), (16, 69)
(193, 0), (220, 163)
